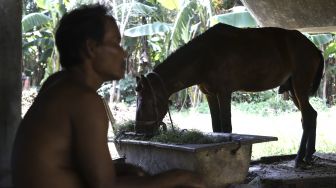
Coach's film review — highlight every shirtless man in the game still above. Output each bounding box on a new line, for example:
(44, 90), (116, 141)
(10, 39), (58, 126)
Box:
(12, 4), (204, 188)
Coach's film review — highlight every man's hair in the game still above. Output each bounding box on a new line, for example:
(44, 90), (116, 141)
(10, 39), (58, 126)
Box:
(55, 4), (116, 69)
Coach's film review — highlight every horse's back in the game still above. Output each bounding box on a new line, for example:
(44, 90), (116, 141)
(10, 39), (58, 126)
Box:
(199, 23), (322, 92)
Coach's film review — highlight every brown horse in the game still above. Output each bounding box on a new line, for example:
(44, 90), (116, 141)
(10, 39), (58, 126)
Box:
(135, 23), (324, 168)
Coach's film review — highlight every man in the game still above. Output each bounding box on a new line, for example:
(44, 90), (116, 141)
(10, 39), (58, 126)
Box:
(12, 4), (204, 188)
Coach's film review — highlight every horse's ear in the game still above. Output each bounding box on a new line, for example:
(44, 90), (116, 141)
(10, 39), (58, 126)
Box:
(136, 75), (145, 83)
(135, 84), (142, 92)
(135, 75), (143, 92)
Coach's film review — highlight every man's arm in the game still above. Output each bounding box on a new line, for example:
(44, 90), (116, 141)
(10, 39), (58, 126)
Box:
(72, 92), (204, 188)
(72, 92), (116, 188)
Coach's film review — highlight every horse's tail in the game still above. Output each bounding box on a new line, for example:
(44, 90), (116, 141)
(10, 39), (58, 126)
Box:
(310, 50), (324, 96)
(278, 49), (324, 96)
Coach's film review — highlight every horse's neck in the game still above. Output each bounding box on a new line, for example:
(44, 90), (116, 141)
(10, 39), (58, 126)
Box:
(154, 62), (202, 96)
(153, 33), (209, 95)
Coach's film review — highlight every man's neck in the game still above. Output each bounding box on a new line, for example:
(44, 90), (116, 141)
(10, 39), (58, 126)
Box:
(66, 65), (104, 91)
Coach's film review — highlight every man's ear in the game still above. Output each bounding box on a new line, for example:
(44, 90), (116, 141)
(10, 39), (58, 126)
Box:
(84, 39), (97, 58)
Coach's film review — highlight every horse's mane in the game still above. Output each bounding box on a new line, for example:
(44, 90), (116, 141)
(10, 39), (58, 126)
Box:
(154, 23), (238, 71)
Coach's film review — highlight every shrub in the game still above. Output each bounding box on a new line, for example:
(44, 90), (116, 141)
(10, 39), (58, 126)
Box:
(232, 90), (276, 103)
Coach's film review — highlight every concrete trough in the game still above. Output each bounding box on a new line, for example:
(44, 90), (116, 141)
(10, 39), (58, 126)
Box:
(114, 132), (277, 187)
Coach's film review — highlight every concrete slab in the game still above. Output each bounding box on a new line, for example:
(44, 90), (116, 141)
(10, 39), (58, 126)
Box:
(242, 0), (336, 33)
(245, 153), (336, 188)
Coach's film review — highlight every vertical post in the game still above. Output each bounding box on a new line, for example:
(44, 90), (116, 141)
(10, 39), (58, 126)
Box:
(0, 0), (22, 187)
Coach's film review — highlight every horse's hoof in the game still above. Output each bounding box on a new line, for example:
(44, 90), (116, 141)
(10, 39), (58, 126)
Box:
(294, 160), (313, 169)
(304, 155), (319, 165)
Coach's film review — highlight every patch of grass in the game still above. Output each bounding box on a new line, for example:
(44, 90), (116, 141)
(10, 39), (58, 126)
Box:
(113, 121), (228, 144)
(114, 120), (135, 133)
(150, 129), (229, 144)
(251, 138), (300, 160)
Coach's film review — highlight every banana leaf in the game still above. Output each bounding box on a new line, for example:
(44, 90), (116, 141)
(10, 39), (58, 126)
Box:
(22, 13), (51, 32)
(211, 6), (257, 28)
(124, 22), (172, 37)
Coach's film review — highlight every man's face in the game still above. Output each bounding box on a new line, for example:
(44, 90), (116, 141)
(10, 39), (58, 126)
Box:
(93, 19), (126, 81)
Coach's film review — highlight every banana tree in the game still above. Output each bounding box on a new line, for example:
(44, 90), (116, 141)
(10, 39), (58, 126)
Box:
(22, 0), (70, 87)
(96, 0), (161, 102)
(312, 34), (336, 102)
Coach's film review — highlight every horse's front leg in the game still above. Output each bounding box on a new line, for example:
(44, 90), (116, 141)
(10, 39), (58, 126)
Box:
(206, 94), (222, 132)
(217, 92), (232, 133)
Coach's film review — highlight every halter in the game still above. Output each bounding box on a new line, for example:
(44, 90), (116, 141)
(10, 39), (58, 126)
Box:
(135, 72), (174, 132)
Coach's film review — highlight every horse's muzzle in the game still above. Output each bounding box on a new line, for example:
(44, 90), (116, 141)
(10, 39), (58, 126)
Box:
(135, 120), (160, 135)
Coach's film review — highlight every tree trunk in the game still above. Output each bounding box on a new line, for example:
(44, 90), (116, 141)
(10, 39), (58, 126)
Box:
(0, 0), (22, 187)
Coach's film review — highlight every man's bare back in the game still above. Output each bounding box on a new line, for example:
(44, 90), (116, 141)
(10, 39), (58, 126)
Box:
(12, 4), (204, 188)
(12, 73), (105, 188)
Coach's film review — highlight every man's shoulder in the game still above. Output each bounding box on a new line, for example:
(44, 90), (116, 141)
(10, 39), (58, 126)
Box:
(33, 83), (103, 119)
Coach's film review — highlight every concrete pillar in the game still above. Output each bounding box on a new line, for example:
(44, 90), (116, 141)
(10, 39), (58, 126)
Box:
(0, 0), (22, 187)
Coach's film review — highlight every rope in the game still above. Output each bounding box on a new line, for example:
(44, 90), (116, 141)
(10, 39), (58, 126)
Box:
(150, 72), (175, 131)
(102, 98), (117, 137)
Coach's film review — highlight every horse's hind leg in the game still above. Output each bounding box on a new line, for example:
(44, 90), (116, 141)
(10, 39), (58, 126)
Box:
(291, 80), (317, 167)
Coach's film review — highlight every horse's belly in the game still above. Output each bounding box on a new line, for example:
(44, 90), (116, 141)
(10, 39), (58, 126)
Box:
(237, 77), (288, 92)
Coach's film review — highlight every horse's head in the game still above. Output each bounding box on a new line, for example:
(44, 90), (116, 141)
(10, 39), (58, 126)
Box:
(135, 73), (169, 135)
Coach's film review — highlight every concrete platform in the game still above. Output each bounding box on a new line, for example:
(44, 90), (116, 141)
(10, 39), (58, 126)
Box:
(236, 153), (336, 188)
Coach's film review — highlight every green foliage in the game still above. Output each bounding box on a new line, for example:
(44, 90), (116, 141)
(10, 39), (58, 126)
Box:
(324, 41), (336, 58)
(115, 1), (157, 18)
(22, 12), (51, 32)
(304, 33), (334, 47)
(309, 97), (329, 111)
(124, 22), (173, 37)
(97, 75), (136, 104)
(118, 75), (137, 103)
(211, 6), (257, 27)
(232, 90), (276, 103)
(157, 0), (180, 10)
(193, 93), (330, 117)
(194, 102), (210, 114)
(22, 0), (68, 87)
(193, 90), (303, 116)
(234, 97), (296, 116)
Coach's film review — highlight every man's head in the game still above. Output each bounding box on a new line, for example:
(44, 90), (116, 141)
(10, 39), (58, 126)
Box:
(55, 4), (126, 80)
